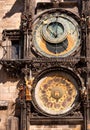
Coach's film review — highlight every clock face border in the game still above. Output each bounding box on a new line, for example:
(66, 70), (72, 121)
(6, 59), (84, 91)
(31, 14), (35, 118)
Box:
(31, 67), (82, 117)
(32, 9), (81, 58)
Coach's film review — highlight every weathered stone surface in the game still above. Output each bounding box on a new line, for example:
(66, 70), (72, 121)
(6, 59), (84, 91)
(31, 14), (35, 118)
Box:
(29, 125), (81, 130)
(0, 100), (8, 108)
(0, 67), (19, 130)
(0, 0), (89, 130)
(6, 116), (19, 130)
(0, 0), (23, 40)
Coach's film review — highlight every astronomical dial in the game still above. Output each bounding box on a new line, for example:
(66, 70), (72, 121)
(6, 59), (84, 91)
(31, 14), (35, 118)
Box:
(33, 12), (81, 57)
(42, 17), (67, 43)
(32, 68), (81, 116)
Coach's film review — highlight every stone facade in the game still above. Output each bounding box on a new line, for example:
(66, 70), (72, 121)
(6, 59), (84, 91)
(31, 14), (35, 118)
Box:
(0, 1), (22, 130)
(29, 125), (81, 130)
(0, 0), (90, 130)
(0, 0), (23, 40)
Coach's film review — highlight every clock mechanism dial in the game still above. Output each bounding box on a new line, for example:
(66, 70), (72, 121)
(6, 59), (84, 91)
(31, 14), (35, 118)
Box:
(42, 18), (67, 44)
(33, 12), (81, 57)
(32, 68), (81, 116)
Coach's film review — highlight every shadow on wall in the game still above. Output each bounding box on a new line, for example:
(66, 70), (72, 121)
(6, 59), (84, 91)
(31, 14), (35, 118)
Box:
(0, 66), (19, 83)
(3, 0), (24, 19)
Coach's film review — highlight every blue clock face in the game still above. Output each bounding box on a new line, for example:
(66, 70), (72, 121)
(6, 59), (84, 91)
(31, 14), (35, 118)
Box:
(47, 22), (64, 37)
(33, 12), (81, 57)
(42, 20), (67, 44)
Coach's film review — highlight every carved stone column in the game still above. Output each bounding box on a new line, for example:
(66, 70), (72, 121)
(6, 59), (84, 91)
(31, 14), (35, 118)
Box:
(6, 116), (19, 130)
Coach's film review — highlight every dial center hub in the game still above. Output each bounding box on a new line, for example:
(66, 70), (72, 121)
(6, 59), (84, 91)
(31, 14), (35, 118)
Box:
(47, 22), (64, 39)
(51, 87), (63, 100)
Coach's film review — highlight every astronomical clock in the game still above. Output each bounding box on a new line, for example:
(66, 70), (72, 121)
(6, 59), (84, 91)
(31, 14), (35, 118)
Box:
(26, 1), (88, 128)
(30, 7), (84, 118)
(0, 0), (89, 130)
(32, 9), (81, 58)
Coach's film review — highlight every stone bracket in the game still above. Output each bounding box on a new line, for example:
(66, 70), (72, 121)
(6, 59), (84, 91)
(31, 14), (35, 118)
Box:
(0, 100), (8, 110)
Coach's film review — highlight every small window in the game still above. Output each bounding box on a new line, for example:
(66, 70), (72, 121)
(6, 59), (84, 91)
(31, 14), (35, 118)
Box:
(2, 30), (22, 60)
(11, 40), (19, 59)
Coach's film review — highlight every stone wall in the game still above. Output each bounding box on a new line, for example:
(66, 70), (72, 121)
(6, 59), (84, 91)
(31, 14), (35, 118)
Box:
(29, 125), (81, 130)
(0, 1), (22, 129)
(0, 0), (23, 40)
(0, 67), (19, 130)
(0, 0), (89, 130)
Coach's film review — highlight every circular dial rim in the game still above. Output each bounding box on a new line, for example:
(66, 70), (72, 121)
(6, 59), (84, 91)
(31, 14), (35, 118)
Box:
(32, 67), (81, 116)
(33, 12), (81, 58)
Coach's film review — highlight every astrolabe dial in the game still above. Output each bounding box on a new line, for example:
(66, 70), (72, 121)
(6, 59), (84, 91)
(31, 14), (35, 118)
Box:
(33, 11), (81, 57)
(32, 68), (80, 116)
(42, 17), (67, 44)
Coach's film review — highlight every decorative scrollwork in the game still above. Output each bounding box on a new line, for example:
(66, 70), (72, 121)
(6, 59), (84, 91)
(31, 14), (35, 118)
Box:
(80, 87), (87, 101)
(21, 13), (32, 31)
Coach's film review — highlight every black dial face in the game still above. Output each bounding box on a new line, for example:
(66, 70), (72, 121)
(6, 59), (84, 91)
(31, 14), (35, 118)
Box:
(32, 68), (80, 116)
(33, 12), (81, 57)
